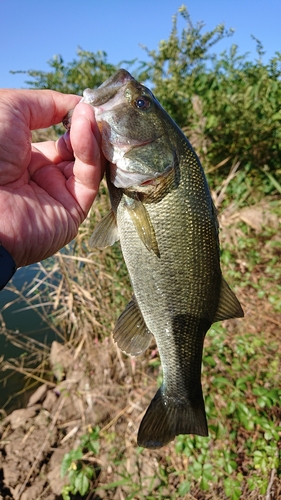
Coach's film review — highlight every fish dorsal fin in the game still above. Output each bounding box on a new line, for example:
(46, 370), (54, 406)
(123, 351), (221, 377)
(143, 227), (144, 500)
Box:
(89, 209), (119, 248)
(113, 296), (153, 356)
(213, 277), (244, 322)
(124, 196), (160, 258)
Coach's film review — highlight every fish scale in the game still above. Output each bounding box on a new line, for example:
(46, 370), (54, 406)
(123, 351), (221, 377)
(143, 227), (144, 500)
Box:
(64, 69), (244, 448)
(114, 139), (219, 447)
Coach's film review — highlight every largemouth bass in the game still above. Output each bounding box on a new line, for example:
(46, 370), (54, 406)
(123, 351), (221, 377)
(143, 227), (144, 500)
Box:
(65, 69), (243, 449)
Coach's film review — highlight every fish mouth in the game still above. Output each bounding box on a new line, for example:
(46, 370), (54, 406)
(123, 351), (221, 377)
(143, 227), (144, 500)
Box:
(82, 70), (135, 107)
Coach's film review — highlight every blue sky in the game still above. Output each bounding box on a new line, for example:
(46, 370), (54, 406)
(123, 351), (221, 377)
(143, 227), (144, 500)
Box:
(1, 0), (281, 90)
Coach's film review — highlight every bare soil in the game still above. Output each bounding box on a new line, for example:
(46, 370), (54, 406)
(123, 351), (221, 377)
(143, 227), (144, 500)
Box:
(0, 201), (280, 499)
(0, 326), (280, 500)
(0, 337), (165, 499)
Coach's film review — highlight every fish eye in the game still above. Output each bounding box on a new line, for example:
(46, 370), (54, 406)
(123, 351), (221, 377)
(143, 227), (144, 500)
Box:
(135, 96), (151, 110)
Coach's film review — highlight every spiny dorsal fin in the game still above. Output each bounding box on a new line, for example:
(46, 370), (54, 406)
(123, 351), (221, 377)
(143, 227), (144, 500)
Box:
(113, 296), (153, 356)
(213, 277), (244, 322)
(124, 197), (160, 258)
(89, 209), (119, 248)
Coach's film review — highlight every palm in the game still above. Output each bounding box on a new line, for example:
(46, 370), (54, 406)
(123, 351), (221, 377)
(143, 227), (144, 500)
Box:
(1, 155), (79, 266)
(0, 89), (103, 268)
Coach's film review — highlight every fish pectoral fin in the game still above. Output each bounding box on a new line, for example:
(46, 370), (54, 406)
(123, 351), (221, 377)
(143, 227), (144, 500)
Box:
(213, 277), (244, 322)
(137, 387), (208, 449)
(125, 198), (160, 258)
(113, 296), (153, 356)
(89, 209), (119, 248)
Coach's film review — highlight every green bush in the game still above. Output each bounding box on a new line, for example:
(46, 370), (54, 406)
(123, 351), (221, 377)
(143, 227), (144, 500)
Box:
(18, 5), (281, 198)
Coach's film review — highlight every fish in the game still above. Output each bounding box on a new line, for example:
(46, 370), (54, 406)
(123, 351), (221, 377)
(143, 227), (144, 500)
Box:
(64, 69), (244, 449)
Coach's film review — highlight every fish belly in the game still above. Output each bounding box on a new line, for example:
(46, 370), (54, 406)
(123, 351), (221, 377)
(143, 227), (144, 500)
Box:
(116, 185), (220, 448)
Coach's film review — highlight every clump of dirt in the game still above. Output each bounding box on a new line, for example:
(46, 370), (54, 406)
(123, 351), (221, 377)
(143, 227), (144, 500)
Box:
(0, 337), (161, 499)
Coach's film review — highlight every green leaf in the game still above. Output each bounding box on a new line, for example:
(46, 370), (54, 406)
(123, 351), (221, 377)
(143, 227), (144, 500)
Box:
(224, 478), (242, 500)
(67, 469), (78, 484)
(75, 470), (90, 496)
(200, 475), (209, 490)
(204, 355), (216, 367)
(84, 465), (95, 479)
(177, 480), (191, 495)
(88, 440), (100, 454)
(61, 485), (72, 500)
(264, 430), (273, 440)
(61, 456), (72, 478)
(60, 449), (82, 478)
(202, 463), (213, 480)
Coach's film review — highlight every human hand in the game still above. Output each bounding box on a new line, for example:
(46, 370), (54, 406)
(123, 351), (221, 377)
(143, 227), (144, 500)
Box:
(0, 89), (104, 268)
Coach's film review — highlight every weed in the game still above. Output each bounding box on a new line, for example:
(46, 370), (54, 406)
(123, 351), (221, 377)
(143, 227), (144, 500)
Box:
(61, 426), (100, 499)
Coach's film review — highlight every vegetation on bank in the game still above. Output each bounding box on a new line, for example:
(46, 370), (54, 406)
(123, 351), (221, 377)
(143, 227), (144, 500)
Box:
(20, 5), (281, 200)
(1, 5), (280, 499)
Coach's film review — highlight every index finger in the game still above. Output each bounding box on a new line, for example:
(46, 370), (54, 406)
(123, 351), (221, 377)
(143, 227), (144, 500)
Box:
(1, 89), (81, 130)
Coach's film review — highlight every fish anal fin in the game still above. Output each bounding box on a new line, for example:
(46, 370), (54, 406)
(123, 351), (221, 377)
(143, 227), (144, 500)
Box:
(89, 209), (119, 248)
(124, 197), (160, 258)
(113, 296), (153, 356)
(214, 277), (244, 322)
(137, 387), (208, 449)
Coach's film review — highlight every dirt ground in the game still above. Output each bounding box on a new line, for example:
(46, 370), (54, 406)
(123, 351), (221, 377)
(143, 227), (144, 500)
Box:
(0, 323), (280, 497)
(0, 200), (280, 499)
(0, 338), (167, 500)
(0, 334), (280, 500)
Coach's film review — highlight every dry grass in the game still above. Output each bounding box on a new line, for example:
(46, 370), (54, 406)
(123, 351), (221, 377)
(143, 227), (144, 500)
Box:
(0, 179), (280, 499)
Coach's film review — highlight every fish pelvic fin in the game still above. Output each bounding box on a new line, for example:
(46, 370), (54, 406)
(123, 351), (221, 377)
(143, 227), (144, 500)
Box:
(89, 209), (119, 248)
(113, 296), (153, 356)
(213, 277), (244, 322)
(137, 387), (208, 449)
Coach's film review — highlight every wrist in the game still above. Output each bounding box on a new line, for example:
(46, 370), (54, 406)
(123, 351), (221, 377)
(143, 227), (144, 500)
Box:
(0, 244), (17, 290)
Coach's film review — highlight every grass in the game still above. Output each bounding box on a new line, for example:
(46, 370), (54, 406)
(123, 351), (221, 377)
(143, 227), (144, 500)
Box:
(0, 178), (280, 499)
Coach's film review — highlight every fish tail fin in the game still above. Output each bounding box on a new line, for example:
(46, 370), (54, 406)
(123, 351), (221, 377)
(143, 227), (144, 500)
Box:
(137, 387), (208, 449)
